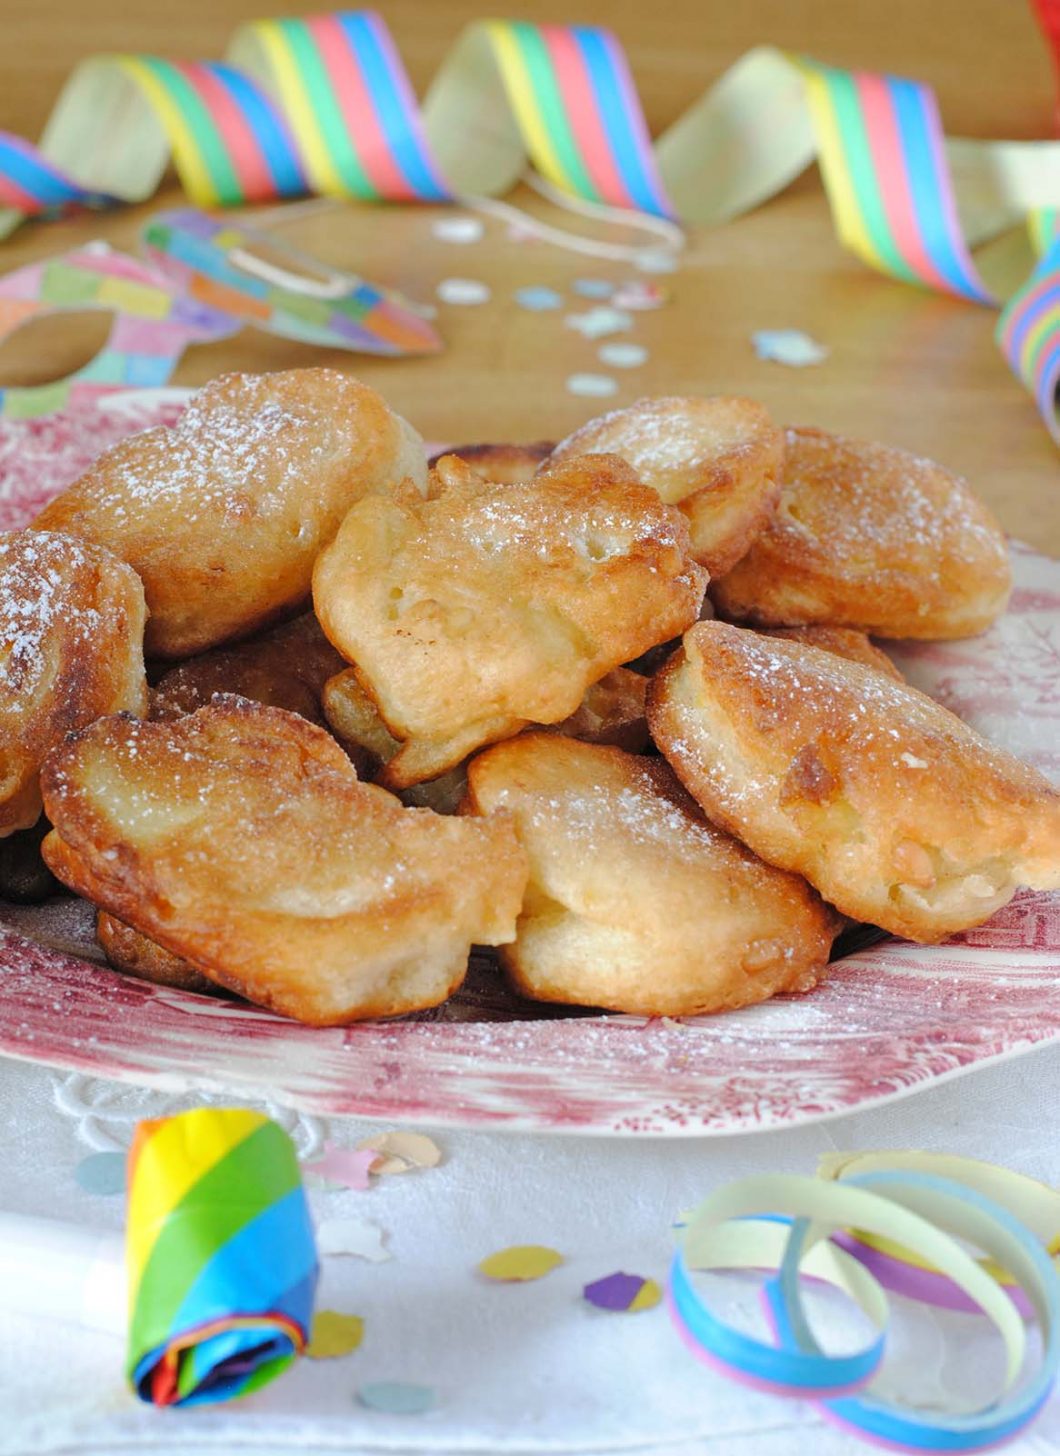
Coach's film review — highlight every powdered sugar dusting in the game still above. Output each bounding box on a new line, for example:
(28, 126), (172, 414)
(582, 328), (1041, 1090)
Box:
(0, 532), (103, 698)
(81, 386), (325, 525)
(778, 427), (1007, 568)
(551, 396), (771, 501)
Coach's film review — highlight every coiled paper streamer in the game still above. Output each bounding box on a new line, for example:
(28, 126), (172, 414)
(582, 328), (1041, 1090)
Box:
(823, 1150), (1060, 1320)
(126, 1107), (318, 1407)
(2, 14), (1060, 438)
(670, 1161), (1060, 1452)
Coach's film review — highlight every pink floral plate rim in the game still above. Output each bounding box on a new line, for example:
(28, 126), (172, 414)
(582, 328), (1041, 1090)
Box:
(0, 388), (1057, 1137)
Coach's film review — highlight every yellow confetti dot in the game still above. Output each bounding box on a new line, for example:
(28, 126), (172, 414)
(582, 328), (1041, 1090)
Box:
(478, 1245), (564, 1282)
(629, 1278), (663, 1312)
(306, 1310), (365, 1359)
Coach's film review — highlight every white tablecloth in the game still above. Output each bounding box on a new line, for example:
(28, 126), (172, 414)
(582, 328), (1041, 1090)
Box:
(2, 1046), (1060, 1456)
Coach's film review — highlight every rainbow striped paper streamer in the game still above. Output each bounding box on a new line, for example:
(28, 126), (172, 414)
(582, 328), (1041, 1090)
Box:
(999, 216), (1060, 444)
(2, 12), (1060, 441)
(126, 1107), (317, 1407)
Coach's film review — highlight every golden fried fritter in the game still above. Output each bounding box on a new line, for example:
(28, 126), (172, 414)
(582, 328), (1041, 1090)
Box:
(322, 663), (649, 784)
(96, 911), (217, 995)
(711, 427), (1011, 638)
(647, 623), (1060, 942)
(545, 397), (784, 575)
(313, 453), (706, 787)
(464, 734), (840, 1015)
(150, 613), (346, 727)
(40, 698), (528, 1024)
(547, 667), (649, 752)
(32, 370), (427, 658)
(758, 625), (902, 681)
(427, 441), (554, 485)
(0, 530), (147, 837)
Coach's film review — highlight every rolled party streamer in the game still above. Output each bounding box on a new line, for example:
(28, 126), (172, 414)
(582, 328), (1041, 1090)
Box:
(126, 1107), (318, 1408)
(822, 1151), (1060, 1318)
(671, 1169), (1060, 1453)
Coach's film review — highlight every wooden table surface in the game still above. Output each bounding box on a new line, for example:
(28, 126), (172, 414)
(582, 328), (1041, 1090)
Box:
(1, 0), (1057, 553)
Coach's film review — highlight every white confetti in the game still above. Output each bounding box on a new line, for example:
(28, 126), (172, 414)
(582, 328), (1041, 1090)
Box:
(751, 329), (829, 367)
(598, 341), (648, 369)
(317, 1217), (391, 1263)
(634, 250), (679, 273)
(431, 216), (485, 244)
(564, 307), (633, 339)
(566, 373), (619, 398)
(436, 277), (492, 306)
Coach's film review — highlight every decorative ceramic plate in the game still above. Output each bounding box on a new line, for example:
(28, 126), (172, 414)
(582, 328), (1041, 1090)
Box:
(0, 390), (1057, 1136)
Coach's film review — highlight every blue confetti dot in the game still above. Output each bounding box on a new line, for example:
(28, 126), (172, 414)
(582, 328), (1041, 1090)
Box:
(75, 1151), (126, 1196)
(514, 286), (563, 311)
(573, 278), (614, 298)
(358, 1381), (436, 1415)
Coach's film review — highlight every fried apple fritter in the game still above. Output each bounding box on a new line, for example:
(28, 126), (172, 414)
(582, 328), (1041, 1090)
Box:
(32, 369), (428, 659)
(40, 698), (528, 1024)
(150, 612), (346, 727)
(0, 530), (147, 837)
(545, 396), (784, 575)
(758, 625), (903, 681)
(322, 663), (649, 790)
(647, 623), (1060, 942)
(313, 453), (706, 787)
(427, 441), (554, 484)
(96, 911), (217, 995)
(464, 734), (840, 1015)
(711, 427), (1011, 638)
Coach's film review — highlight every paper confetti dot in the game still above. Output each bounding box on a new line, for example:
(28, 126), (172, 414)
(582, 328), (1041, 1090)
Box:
(478, 1245), (564, 1281)
(358, 1381), (436, 1415)
(317, 1216), (391, 1262)
(566, 373), (618, 398)
(751, 329), (829, 366)
(431, 216), (484, 244)
(514, 285), (563, 311)
(598, 341), (648, 368)
(564, 306), (633, 339)
(583, 1272), (662, 1312)
(436, 278), (492, 306)
(573, 278), (614, 298)
(611, 281), (667, 311)
(74, 1151), (126, 1195)
(302, 1144), (379, 1191)
(306, 1310), (365, 1359)
(356, 1131), (442, 1175)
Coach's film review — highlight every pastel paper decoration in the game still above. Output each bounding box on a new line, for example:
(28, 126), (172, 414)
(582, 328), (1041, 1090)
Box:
(141, 208), (441, 355)
(0, 243), (236, 419)
(671, 1163), (1060, 1452)
(126, 1107), (318, 1407)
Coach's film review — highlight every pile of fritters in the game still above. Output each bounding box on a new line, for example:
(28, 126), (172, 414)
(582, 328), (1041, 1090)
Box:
(1, 371), (1056, 1025)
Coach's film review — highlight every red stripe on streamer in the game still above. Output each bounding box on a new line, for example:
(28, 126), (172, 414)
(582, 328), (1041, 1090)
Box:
(541, 26), (627, 205)
(172, 63), (279, 202)
(308, 14), (419, 201)
(856, 71), (957, 296)
(0, 174), (47, 212)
